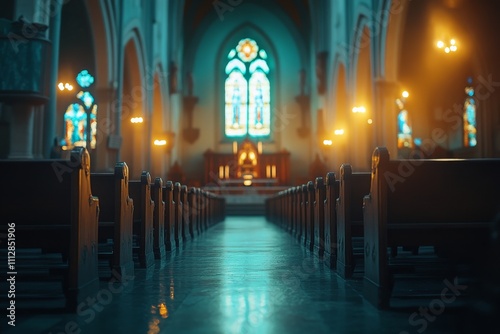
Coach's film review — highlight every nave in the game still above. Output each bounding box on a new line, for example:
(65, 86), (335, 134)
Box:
(3, 217), (470, 334)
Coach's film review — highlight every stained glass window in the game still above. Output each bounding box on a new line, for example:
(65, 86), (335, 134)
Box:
(225, 71), (248, 137)
(463, 78), (477, 147)
(63, 103), (86, 147)
(61, 70), (97, 149)
(225, 38), (271, 138)
(396, 95), (412, 149)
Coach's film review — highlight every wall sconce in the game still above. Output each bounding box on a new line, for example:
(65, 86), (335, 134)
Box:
(131, 117), (144, 124)
(437, 39), (458, 53)
(352, 106), (366, 113)
(154, 139), (167, 146)
(58, 82), (73, 91)
(153, 131), (175, 153)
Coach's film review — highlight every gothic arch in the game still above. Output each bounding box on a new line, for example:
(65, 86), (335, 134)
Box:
(121, 30), (147, 179)
(351, 20), (375, 171)
(216, 24), (281, 143)
(85, 0), (115, 170)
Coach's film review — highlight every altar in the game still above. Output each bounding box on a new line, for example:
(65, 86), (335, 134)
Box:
(203, 138), (290, 187)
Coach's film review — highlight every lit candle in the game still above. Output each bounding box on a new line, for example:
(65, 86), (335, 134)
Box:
(232, 141), (237, 154)
(258, 141), (262, 154)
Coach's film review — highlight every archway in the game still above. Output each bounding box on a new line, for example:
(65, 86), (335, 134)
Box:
(121, 38), (145, 179)
(331, 62), (348, 169)
(352, 25), (374, 171)
(151, 72), (168, 180)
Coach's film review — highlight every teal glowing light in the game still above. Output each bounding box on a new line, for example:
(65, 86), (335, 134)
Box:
(76, 70), (94, 88)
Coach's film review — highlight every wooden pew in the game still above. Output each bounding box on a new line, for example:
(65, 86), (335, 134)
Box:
(162, 181), (176, 251)
(151, 177), (166, 260)
(91, 163), (134, 279)
(128, 171), (155, 269)
(195, 188), (203, 235)
(323, 172), (339, 268)
(336, 165), (371, 278)
(363, 147), (500, 308)
(314, 177), (326, 258)
(181, 185), (191, 241)
(0, 147), (99, 311)
(305, 181), (315, 251)
(173, 182), (183, 248)
(188, 187), (197, 238)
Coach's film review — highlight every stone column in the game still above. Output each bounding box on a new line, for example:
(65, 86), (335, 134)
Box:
(9, 103), (35, 159)
(43, 0), (63, 158)
(374, 79), (399, 158)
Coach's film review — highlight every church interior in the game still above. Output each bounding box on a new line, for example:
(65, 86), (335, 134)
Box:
(1, 0), (500, 333)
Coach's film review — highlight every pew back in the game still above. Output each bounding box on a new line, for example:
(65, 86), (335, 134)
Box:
(0, 147), (99, 310)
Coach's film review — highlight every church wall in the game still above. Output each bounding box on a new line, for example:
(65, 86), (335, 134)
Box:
(183, 2), (309, 186)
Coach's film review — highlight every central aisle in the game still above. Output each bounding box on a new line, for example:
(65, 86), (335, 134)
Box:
(9, 217), (461, 333)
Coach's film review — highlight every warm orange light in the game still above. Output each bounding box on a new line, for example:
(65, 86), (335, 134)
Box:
(243, 179), (252, 186)
(131, 117), (144, 123)
(402, 91), (409, 98)
(367, 119), (373, 124)
(58, 82), (73, 91)
(437, 39), (458, 54)
(159, 303), (168, 319)
(154, 139), (167, 146)
(334, 129), (344, 136)
(352, 106), (366, 113)
(323, 139), (333, 146)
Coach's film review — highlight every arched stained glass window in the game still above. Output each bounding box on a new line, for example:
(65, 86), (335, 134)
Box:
(463, 78), (477, 147)
(225, 38), (271, 138)
(61, 70), (97, 149)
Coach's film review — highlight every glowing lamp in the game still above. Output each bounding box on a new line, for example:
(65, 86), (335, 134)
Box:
(154, 139), (167, 146)
(352, 106), (366, 113)
(131, 117), (144, 124)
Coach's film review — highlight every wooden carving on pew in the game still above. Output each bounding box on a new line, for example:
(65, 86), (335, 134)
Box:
(0, 147), (99, 311)
(336, 165), (370, 278)
(91, 163), (134, 280)
(129, 171), (155, 269)
(152, 177), (166, 260)
(363, 147), (500, 308)
(323, 172), (339, 268)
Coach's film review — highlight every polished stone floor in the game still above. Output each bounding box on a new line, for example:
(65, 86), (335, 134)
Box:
(2, 217), (485, 333)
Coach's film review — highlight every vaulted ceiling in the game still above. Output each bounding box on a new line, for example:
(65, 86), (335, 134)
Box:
(183, 0), (311, 43)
